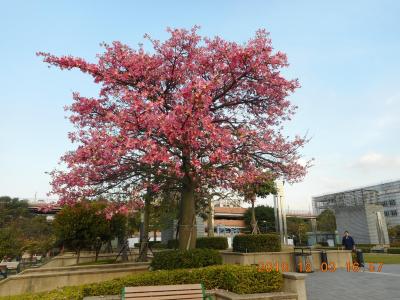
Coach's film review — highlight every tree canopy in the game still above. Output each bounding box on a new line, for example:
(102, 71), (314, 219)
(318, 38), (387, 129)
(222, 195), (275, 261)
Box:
(244, 205), (275, 233)
(39, 27), (309, 249)
(316, 209), (336, 232)
(0, 196), (54, 259)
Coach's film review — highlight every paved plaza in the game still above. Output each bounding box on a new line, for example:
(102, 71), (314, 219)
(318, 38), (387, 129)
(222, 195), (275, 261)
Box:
(306, 264), (400, 300)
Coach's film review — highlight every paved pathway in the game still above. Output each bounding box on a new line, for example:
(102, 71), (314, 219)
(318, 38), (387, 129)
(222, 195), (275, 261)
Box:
(306, 264), (400, 300)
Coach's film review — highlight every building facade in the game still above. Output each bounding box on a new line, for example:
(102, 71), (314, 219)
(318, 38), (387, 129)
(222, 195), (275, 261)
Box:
(312, 179), (400, 227)
(335, 204), (390, 244)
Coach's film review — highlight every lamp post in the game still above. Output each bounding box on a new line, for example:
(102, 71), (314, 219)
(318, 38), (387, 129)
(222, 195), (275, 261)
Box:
(274, 180), (288, 245)
(261, 220), (267, 233)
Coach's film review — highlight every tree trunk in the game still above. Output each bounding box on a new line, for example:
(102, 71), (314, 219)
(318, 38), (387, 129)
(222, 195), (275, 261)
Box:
(207, 198), (214, 237)
(250, 194), (260, 234)
(106, 240), (113, 253)
(153, 230), (157, 242)
(76, 248), (81, 264)
(95, 243), (101, 262)
(117, 235), (128, 262)
(138, 190), (151, 262)
(179, 171), (197, 250)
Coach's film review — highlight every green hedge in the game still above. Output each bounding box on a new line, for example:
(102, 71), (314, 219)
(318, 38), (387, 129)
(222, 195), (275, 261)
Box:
(233, 234), (281, 253)
(151, 249), (222, 270)
(196, 237), (228, 250)
(134, 241), (165, 248)
(357, 246), (371, 253)
(314, 246), (339, 250)
(388, 248), (400, 254)
(151, 243), (167, 249)
(167, 239), (179, 249)
(0, 265), (283, 300)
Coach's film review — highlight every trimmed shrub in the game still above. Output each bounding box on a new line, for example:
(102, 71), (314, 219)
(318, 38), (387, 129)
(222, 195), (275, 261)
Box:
(150, 249), (222, 270)
(233, 234), (281, 253)
(356, 244), (374, 248)
(390, 241), (400, 248)
(313, 246), (338, 250)
(388, 248), (400, 254)
(167, 239), (179, 249)
(196, 237), (228, 250)
(134, 241), (163, 248)
(0, 265), (282, 300)
(357, 246), (371, 253)
(151, 243), (167, 249)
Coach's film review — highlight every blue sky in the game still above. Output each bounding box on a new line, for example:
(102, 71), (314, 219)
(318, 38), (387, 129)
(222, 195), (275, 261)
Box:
(0, 1), (399, 209)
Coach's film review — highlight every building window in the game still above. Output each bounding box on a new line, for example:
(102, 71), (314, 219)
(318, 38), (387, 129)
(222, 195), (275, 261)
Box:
(389, 199), (396, 206)
(390, 210), (398, 217)
(384, 211), (389, 217)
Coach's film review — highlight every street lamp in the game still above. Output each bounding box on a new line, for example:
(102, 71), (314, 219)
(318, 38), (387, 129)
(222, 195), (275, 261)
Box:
(261, 220), (267, 233)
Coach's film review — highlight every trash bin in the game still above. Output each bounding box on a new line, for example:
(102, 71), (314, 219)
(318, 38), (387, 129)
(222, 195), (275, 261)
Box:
(320, 250), (328, 265)
(355, 249), (364, 267)
(294, 247), (314, 273)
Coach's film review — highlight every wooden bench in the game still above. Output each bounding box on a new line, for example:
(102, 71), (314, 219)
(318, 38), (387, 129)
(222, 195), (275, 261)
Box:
(0, 262), (20, 276)
(5, 262), (20, 274)
(0, 264), (7, 278)
(122, 283), (212, 300)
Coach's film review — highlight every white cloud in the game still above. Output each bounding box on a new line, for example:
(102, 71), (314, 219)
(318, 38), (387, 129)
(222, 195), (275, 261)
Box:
(385, 92), (400, 105)
(353, 152), (400, 169)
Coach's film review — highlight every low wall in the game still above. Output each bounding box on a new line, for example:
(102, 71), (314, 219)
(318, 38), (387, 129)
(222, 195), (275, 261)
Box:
(220, 250), (352, 272)
(282, 272), (307, 300)
(0, 262), (150, 297)
(20, 261), (149, 276)
(41, 252), (138, 268)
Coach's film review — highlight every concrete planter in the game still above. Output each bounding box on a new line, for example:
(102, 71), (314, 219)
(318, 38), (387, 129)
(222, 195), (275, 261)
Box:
(0, 262), (150, 297)
(220, 250), (352, 272)
(41, 252), (138, 268)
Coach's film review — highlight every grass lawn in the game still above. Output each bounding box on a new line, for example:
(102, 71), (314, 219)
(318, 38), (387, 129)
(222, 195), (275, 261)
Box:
(364, 253), (400, 264)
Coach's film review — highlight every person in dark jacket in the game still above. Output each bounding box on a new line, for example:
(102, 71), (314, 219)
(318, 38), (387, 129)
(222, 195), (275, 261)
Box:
(342, 231), (356, 250)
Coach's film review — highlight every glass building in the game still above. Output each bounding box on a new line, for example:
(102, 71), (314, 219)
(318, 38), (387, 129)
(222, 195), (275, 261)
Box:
(312, 179), (400, 227)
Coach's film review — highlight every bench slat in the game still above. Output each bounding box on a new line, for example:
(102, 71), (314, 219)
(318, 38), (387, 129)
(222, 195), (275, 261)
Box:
(123, 284), (206, 300)
(125, 296), (203, 300)
(126, 290), (203, 297)
(125, 284), (201, 293)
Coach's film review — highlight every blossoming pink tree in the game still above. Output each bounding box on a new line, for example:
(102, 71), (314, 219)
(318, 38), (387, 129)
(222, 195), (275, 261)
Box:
(39, 27), (308, 250)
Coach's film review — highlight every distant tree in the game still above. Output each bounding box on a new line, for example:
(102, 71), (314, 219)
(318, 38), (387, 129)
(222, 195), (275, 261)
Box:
(316, 209), (336, 232)
(287, 217), (310, 246)
(239, 175), (277, 234)
(53, 202), (110, 263)
(0, 197), (55, 259)
(0, 228), (23, 259)
(244, 205), (275, 233)
(388, 225), (400, 243)
(0, 196), (30, 227)
(20, 216), (55, 257)
(110, 211), (129, 261)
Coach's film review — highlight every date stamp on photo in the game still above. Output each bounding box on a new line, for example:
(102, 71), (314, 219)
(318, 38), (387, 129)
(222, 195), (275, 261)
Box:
(257, 261), (384, 273)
